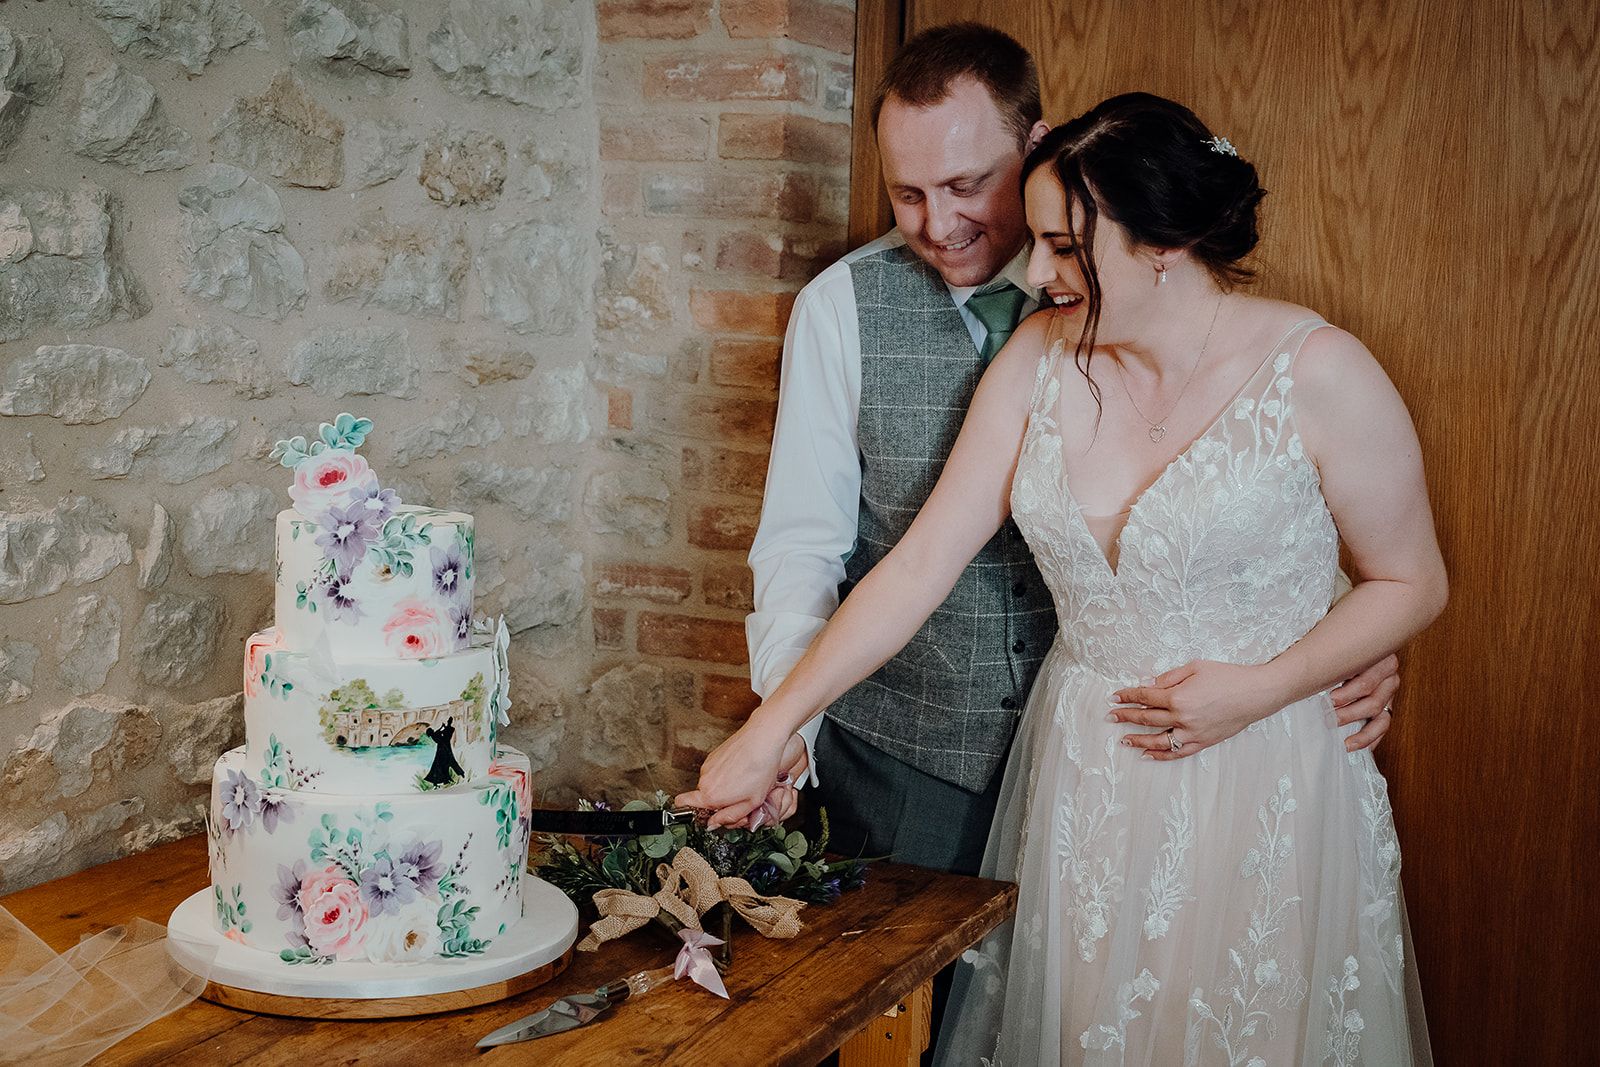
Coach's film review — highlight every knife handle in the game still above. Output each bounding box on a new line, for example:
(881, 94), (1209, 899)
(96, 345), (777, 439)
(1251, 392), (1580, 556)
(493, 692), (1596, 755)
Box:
(598, 965), (676, 1005)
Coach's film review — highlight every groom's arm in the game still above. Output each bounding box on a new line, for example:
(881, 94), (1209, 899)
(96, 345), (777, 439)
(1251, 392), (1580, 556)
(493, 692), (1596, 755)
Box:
(746, 263), (863, 788)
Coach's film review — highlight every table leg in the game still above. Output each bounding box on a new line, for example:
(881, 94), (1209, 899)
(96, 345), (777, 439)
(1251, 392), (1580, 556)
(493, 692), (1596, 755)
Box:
(838, 979), (932, 1067)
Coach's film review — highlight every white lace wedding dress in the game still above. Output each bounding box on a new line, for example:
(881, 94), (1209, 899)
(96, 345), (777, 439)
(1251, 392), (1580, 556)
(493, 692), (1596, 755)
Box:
(937, 320), (1432, 1066)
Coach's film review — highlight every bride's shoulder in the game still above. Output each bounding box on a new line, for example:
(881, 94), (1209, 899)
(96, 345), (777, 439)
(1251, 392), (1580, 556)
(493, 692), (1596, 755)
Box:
(1235, 297), (1376, 374)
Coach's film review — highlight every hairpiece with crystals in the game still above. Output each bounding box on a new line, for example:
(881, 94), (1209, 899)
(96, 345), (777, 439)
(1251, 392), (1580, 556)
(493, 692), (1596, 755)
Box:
(1206, 135), (1237, 157)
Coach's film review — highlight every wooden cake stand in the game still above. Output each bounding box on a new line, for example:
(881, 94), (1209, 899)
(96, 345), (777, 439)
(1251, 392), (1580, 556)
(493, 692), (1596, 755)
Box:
(166, 877), (578, 1020)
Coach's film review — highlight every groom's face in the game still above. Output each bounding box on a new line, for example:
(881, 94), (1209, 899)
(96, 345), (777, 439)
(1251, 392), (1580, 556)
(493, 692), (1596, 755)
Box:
(877, 78), (1034, 289)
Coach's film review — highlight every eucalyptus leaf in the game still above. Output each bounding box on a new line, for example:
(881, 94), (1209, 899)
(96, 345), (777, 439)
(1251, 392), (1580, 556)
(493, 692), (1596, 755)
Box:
(640, 832), (675, 858)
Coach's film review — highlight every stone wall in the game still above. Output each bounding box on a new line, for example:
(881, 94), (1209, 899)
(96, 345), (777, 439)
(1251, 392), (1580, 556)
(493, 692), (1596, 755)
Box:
(0, 0), (854, 893)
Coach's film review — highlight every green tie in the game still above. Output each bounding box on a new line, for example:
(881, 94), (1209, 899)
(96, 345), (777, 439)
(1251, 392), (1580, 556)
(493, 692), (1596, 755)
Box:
(967, 282), (1029, 363)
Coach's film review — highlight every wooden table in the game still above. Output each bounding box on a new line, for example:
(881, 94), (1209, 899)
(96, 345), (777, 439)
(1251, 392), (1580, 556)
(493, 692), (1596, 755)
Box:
(2, 836), (1016, 1066)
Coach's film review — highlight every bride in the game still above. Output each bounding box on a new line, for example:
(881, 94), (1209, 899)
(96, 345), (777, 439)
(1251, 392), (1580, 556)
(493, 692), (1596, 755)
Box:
(679, 93), (1443, 1064)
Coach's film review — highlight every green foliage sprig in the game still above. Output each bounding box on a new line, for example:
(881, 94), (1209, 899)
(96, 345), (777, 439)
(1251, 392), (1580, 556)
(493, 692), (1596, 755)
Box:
(531, 792), (870, 911)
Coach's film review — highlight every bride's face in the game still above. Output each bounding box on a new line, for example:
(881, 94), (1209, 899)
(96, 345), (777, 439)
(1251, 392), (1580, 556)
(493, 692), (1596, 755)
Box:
(1023, 168), (1161, 348)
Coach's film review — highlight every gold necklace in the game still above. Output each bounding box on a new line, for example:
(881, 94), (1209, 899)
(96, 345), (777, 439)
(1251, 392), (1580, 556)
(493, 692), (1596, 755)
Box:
(1116, 296), (1224, 443)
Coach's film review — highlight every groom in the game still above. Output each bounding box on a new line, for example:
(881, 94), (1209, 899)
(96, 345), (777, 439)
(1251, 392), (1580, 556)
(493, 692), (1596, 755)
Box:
(741, 23), (1399, 874)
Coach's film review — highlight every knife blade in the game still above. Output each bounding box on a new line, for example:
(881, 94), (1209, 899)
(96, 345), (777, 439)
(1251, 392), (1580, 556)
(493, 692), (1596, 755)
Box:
(477, 966), (677, 1047)
(525, 806), (701, 837)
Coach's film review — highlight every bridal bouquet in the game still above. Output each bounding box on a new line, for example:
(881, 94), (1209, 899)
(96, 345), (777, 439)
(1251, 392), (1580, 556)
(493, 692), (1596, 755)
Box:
(531, 793), (869, 993)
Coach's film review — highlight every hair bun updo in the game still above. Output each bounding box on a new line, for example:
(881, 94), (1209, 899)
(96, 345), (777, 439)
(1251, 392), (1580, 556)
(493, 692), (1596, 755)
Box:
(1024, 92), (1267, 287)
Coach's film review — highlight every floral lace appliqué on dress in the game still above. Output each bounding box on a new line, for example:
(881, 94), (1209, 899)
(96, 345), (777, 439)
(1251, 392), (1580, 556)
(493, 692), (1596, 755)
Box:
(936, 320), (1429, 1066)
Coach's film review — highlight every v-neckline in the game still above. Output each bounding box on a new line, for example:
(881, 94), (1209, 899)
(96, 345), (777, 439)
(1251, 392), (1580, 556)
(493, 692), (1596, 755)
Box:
(1051, 319), (1318, 579)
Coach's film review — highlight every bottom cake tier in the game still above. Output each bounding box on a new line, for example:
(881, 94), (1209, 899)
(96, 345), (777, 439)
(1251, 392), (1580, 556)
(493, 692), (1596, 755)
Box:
(207, 745), (532, 966)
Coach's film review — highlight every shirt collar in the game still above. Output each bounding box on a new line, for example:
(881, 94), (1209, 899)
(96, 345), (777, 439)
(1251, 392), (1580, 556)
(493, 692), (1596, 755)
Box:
(946, 244), (1038, 308)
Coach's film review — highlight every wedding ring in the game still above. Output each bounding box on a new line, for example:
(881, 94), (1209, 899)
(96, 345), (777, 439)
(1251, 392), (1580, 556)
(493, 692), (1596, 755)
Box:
(1382, 704), (1393, 715)
(1167, 728), (1182, 752)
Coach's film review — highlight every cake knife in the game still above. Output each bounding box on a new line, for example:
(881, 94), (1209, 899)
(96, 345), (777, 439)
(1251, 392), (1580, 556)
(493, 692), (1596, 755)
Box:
(476, 966), (676, 1047)
(525, 806), (702, 837)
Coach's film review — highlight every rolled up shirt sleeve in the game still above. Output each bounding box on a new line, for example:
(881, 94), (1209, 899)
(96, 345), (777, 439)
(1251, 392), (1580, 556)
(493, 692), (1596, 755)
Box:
(745, 264), (862, 789)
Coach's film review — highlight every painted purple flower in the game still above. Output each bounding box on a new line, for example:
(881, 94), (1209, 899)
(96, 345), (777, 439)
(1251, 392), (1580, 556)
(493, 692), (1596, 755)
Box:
(354, 484), (400, 525)
(359, 857), (420, 916)
(431, 543), (465, 599)
(316, 501), (380, 574)
(319, 571), (362, 623)
(259, 790), (295, 834)
(274, 860), (308, 921)
(221, 770), (261, 831)
(449, 602), (472, 645)
(394, 839), (444, 897)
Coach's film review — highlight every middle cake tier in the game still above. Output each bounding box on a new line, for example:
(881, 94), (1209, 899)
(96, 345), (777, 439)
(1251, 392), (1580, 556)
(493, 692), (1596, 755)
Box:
(244, 627), (501, 794)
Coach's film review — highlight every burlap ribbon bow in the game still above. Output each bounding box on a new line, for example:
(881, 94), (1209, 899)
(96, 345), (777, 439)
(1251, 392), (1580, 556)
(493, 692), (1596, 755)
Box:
(577, 847), (806, 951)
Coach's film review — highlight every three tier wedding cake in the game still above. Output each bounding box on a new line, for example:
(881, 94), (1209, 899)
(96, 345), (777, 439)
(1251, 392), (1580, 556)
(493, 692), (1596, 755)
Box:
(202, 413), (534, 967)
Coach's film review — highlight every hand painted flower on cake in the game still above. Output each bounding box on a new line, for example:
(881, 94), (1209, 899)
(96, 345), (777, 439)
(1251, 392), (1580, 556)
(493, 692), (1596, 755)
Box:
(258, 790), (295, 834)
(319, 571), (362, 623)
(488, 762), (532, 820)
(243, 629), (283, 698)
(289, 450), (380, 517)
(273, 862), (304, 919)
(449, 602), (472, 646)
(359, 856), (420, 916)
(316, 501), (381, 575)
(221, 769), (262, 831)
(364, 895), (443, 963)
(431, 543), (465, 600)
(353, 483), (400, 525)
(394, 838), (445, 897)
(384, 598), (448, 658)
(298, 866), (369, 960)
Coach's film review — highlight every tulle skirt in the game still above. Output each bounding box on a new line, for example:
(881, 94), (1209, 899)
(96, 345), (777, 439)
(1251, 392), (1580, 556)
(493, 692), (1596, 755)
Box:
(936, 645), (1433, 1066)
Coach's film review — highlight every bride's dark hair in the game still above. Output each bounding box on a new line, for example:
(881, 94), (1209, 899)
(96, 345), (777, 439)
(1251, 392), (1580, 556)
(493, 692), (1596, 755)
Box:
(1022, 92), (1266, 405)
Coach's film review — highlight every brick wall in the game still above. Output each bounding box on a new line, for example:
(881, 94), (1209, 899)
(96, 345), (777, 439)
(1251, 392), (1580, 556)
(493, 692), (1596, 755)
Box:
(592, 0), (855, 782)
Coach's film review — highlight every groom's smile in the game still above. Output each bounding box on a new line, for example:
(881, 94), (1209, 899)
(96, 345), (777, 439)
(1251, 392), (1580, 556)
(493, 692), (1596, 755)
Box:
(876, 76), (1043, 289)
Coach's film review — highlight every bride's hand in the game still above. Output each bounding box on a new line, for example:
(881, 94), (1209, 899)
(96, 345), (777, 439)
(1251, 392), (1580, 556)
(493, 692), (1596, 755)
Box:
(674, 711), (796, 828)
(1108, 661), (1283, 759)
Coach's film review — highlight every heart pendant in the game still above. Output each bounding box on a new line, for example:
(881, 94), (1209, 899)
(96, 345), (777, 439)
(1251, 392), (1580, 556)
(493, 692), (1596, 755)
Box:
(1148, 426), (1167, 443)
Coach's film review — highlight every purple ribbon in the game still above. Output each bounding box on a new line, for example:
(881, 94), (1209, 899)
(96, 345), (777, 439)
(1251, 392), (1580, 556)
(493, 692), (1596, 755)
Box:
(674, 928), (729, 999)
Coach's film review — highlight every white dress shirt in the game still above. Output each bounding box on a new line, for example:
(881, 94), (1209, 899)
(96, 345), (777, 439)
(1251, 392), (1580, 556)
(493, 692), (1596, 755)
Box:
(746, 230), (1040, 787)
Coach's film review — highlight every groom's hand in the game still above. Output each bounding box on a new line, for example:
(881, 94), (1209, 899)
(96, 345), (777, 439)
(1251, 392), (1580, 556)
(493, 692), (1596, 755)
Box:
(1331, 653), (1399, 752)
(675, 715), (799, 829)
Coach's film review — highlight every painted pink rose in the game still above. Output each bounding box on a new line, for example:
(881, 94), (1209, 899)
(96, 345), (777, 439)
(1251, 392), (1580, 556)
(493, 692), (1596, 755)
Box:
(288, 451), (380, 518)
(223, 928), (248, 944)
(383, 598), (448, 659)
(244, 628), (283, 698)
(298, 866), (369, 960)
(488, 762), (531, 816)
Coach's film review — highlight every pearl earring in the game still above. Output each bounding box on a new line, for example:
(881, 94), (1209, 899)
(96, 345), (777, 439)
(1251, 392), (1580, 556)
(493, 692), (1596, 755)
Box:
(1156, 264), (1167, 286)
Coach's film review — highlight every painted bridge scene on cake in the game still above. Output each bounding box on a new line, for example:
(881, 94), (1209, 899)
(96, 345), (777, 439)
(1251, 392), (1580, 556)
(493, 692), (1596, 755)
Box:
(328, 699), (482, 751)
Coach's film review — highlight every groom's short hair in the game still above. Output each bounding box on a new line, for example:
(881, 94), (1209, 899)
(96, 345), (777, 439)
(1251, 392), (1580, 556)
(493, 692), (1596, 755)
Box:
(872, 22), (1042, 148)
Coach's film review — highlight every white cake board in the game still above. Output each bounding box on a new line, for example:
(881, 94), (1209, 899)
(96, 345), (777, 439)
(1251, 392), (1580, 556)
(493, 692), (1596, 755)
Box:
(167, 877), (579, 1018)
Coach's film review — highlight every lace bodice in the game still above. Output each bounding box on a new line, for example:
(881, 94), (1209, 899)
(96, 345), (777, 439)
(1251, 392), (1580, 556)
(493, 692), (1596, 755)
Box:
(1010, 320), (1339, 682)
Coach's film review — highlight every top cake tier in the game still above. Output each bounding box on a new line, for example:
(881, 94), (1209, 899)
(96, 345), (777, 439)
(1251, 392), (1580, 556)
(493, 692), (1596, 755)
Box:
(275, 505), (475, 660)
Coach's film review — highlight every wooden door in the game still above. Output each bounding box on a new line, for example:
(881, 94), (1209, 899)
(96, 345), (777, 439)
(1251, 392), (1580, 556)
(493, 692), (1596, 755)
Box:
(851, 2), (1600, 1062)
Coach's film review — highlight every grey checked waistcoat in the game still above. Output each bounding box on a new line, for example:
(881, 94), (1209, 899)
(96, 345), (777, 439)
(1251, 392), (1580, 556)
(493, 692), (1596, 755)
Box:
(827, 244), (1058, 793)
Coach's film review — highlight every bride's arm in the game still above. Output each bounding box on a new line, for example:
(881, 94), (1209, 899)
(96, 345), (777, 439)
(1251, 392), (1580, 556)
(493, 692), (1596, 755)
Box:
(1114, 326), (1448, 757)
(676, 314), (1053, 823)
